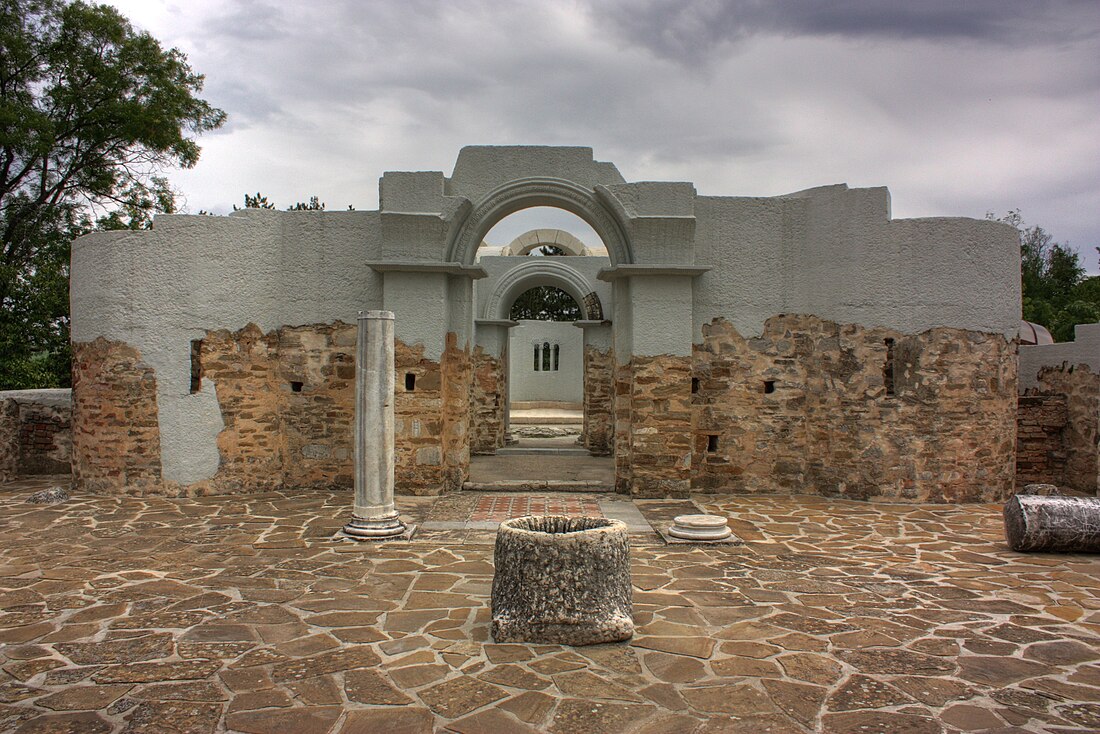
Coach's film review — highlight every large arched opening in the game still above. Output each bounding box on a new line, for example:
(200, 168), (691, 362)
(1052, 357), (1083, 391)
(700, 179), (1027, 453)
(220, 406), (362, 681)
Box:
(467, 203), (616, 489)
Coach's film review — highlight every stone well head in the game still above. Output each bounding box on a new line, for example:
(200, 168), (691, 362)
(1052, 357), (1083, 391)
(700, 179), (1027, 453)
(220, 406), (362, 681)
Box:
(491, 515), (633, 646)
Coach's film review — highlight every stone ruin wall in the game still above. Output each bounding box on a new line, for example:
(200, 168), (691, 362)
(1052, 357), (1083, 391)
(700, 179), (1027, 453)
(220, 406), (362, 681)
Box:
(70, 324), (469, 497)
(469, 346), (506, 454)
(690, 316), (1017, 503)
(582, 345), (613, 454)
(621, 355), (695, 499)
(0, 391), (71, 479)
(0, 399), (19, 484)
(16, 397), (71, 475)
(1027, 364), (1100, 494)
(1016, 394), (1068, 487)
(71, 338), (163, 494)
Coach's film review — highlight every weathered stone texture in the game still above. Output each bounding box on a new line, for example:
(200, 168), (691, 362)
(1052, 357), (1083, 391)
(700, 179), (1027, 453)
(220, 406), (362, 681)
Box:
(394, 334), (469, 495)
(1016, 395), (1068, 487)
(470, 346), (505, 455)
(0, 398), (19, 483)
(72, 338), (163, 494)
(1005, 494), (1100, 552)
(582, 346), (613, 455)
(692, 316), (1017, 502)
(74, 324), (375, 496)
(491, 516), (633, 645)
(19, 404), (71, 475)
(198, 322), (357, 493)
(1030, 364), (1100, 494)
(630, 356), (694, 498)
(441, 333), (472, 493)
(613, 362), (633, 495)
(0, 392), (72, 476)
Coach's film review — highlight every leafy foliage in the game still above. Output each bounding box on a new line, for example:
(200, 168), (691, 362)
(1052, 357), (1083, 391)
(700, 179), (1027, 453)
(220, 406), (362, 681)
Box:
(0, 0), (224, 388)
(991, 210), (1099, 342)
(510, 286), (581, 321)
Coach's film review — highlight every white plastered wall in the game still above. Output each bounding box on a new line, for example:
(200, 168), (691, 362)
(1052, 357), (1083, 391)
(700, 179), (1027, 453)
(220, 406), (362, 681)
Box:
(1019, 323), (1100, 391)
(692, 185), (1021, 341)
(508, 321), (584, 403)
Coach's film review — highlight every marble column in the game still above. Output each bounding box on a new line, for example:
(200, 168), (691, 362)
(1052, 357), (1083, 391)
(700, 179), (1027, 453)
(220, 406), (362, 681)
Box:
(343, 310), (407, 539)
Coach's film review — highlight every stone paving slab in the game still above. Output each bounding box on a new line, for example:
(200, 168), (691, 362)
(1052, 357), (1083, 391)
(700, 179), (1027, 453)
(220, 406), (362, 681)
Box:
(2, 476), (1100, 732)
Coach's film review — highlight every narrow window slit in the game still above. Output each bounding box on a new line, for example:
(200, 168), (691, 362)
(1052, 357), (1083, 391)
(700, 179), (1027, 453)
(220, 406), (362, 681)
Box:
(763, 380), (775, 394)
(691, 377), (700, 394)
(707, 435), (719, 453)
(405, 373), (416, 391)
(189, 340), (203, 394)
(290, 381), (304, 393)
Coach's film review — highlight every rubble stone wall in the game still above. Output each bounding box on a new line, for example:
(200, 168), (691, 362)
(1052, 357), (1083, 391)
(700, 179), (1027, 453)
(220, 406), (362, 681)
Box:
(1016, 394), (1068, 487)
(72, 339), (163, 494)
(629, 355), (694, 498)
(470, 346), (506, 454)
(441, 333), (472, 493)
(0, 390), (72, 477)
(0, 399), (18, 483)
(583, 346), (614, 454)
(15, 394), (71, 475)
(691, 316), (1017, 502)
(1031, 365), (1100, 494)
(613, 362), (633, 495)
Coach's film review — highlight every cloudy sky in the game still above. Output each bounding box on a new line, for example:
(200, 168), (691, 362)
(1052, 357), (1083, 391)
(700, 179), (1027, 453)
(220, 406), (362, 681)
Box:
(108, 0), (1100, 266)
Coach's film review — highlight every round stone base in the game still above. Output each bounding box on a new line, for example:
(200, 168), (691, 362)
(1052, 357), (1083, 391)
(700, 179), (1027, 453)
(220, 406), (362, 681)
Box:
(343, 514), (406, 539)
(668, 514), (732, 541)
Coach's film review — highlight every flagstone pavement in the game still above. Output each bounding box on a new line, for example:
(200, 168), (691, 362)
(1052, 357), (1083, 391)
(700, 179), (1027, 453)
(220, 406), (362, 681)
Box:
(2, 476), (1100, 733)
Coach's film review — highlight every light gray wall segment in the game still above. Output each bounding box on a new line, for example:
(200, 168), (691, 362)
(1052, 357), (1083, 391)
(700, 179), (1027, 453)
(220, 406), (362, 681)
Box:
(0, 389), (71, 409)
(71, 209), (385, 485)
(382, 271), (449, 362)
(1020, 323), (1100, 390)
(509, 321), (584, 403)
(629, 275), (695, 358)
(692, 185), (1020, 341)
(447, 146), (624, 201)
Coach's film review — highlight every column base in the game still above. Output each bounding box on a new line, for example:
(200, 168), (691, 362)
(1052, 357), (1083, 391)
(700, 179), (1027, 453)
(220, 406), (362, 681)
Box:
(340, 513), (412, 541)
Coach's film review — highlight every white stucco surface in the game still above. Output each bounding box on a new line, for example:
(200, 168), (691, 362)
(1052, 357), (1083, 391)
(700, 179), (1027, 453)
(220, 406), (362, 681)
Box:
(508, 321), (584, 404)
(1019, 323), (1100, 391)
(692, 186), (1020, 341)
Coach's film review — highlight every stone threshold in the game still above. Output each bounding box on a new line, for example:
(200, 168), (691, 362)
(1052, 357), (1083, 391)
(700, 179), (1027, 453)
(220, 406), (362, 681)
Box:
(421, 495), (652, 533)
(462, 480), (613, 492)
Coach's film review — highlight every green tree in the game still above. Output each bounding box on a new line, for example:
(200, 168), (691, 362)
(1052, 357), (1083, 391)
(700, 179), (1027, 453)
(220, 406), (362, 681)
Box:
(0, 0), (225, 388)
(991, 210), (1099, 342)
(510, 286), (581, 321)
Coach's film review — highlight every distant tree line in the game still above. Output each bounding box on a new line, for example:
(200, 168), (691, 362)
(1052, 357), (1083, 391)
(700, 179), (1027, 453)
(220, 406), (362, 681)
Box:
(991, 210), (1099, 342)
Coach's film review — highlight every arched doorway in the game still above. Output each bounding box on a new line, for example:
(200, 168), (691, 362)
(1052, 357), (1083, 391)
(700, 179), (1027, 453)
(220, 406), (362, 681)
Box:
(468, 211), (616, 489)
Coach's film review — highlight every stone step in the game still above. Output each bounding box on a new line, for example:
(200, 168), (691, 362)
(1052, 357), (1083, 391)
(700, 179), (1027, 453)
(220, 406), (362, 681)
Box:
(495, 447), (591, 456)
(463, 480), (615, 493)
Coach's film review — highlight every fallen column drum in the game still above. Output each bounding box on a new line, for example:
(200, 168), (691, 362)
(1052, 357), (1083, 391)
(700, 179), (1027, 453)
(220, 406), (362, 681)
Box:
(1004, 494), (1100, 553)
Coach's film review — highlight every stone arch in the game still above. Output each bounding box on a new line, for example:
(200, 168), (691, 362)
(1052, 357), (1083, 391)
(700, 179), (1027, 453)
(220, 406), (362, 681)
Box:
(484, 259), (603, 322)
(503, 229), (590, 257)
(448, 177), (632, 266)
